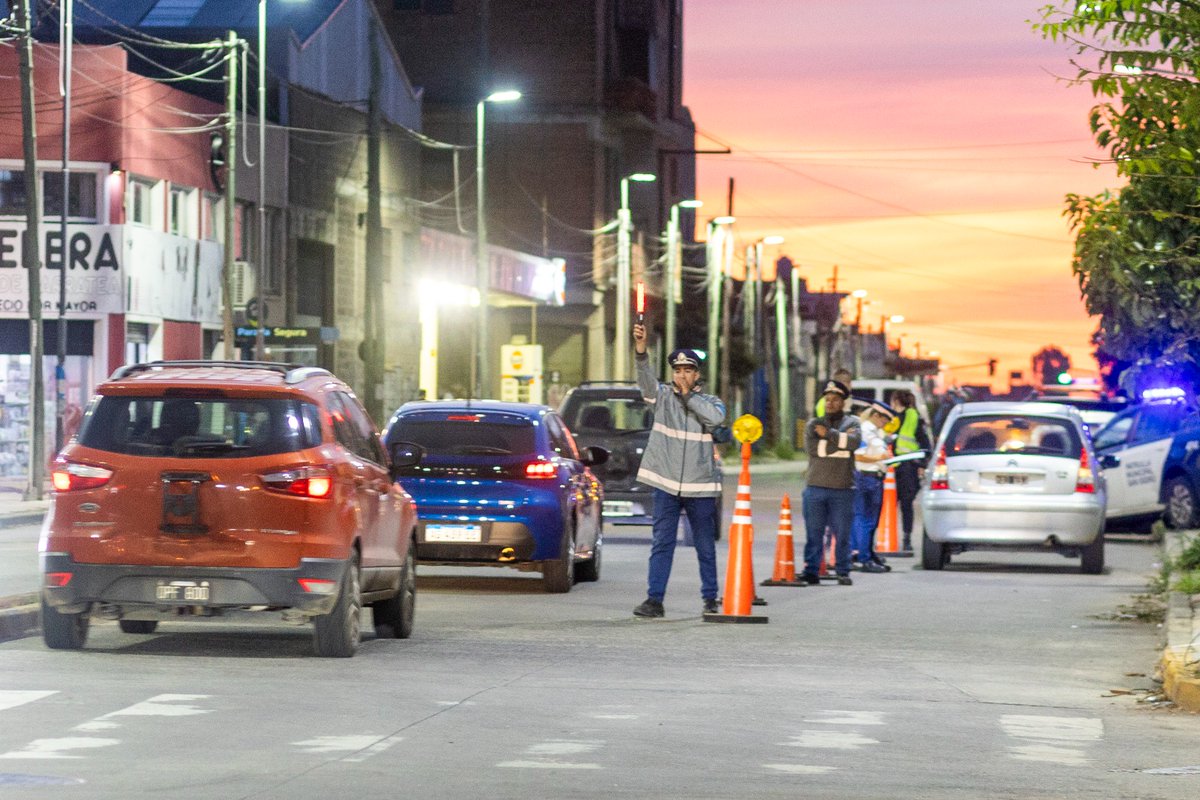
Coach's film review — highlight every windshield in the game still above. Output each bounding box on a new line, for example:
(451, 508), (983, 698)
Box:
(389, 418), (537, 456)
(946, 415), (1080, 458)
(78, 396), (323, 458)
(563, 396), (652, 434)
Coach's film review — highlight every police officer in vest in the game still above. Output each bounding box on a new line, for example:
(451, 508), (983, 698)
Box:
(630, 323), (727, 618)
(888, 389), (932, 553)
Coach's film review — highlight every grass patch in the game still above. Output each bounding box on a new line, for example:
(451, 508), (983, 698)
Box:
(1172, 569), (1200, 596)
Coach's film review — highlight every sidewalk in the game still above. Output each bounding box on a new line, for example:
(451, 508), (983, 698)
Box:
(1161, 530), (1200, 712)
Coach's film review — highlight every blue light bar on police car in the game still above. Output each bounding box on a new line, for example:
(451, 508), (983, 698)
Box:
(1142, 387), (1187, 401)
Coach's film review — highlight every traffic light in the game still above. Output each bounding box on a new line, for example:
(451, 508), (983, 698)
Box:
(209, 131), (226, 191)
(1055, 371), (1074, 385)
(987, 358), (997, 377)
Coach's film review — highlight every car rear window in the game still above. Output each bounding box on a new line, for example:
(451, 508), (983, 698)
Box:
(562, 396), (651, 433)
(389, 416), (537, 456)
(946, 415), (1080, 458)
(78, 395), (323, 458)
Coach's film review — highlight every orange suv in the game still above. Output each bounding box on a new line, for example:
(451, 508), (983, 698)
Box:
(39, 361), (421, 657)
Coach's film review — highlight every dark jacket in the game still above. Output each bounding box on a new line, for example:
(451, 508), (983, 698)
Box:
(804, 412), (862, 489)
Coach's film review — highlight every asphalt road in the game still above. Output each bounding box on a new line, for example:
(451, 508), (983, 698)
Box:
(1, 472), (1197, 798)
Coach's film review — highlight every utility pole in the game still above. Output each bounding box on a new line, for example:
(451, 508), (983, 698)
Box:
(363, 24), (384, 421)
(705, 223), (721, 389)
(56, 0), (73, 454)
(16, 0), (43, 499)
(220, 32), (237, 359)
(254, 0), (266, 361)
(774, 273), (790, 448)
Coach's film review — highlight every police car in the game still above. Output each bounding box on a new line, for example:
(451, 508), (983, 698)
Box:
(1091, 388), (1200, 529)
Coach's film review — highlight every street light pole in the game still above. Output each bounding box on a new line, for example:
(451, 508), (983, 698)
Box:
(474, 89), (521, 398)
(614, 172), (655, 381)
(57, 0), (73, 452)
(664, 199), (700, 367)
(255, 0), (266, 361)
(705, 215), (732, 389)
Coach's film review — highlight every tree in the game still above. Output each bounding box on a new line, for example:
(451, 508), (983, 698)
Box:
(1036, 2), (1200, 392)
(1032, 345), (1072, 385)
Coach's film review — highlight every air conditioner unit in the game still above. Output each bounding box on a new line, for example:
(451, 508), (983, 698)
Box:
(231, 261), (256, 307)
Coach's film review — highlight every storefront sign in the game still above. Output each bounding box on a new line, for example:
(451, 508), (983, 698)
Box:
(420, 228), (565, 306)
(125, 227), (223, 325)
(234, 326), (326, 345)
(0, 223), (123, 316)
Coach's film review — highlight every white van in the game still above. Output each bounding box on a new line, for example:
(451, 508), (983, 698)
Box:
(850, 379), (932, 428)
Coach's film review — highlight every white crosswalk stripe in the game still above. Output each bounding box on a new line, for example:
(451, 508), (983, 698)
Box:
(0, 690), (56, 713)
(1000, 715), (1103, 766)
(497, 739), (604, 769)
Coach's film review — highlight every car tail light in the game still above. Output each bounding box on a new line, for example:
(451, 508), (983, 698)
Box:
(298, 578), (337, 594)
(928, 447), (949, 491)
(261, 467), (333, 498)
(44, 572), (72, 588)
(1075, 447), (1096, 494)
(51, 460), (113, 492)
(525, 461), (557, 479)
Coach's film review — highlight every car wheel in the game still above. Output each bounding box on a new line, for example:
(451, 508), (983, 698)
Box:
(575, 536), (602, 583)
(118, 619), (158, 634)
(921, 528), (944, 571)
(41, 596), (88, 650)
(372, 538), (416, 639)
(1080, 532), (1105, 575)
(1164, 477), (1199, 529)
(542, 526), (576, 593)
(313, 553), (361, 658)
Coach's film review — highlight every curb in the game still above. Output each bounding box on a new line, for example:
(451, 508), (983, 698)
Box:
(0, 511), (46, 529)
(0, 595), (38, 644)
(1160, 531), (1200, 713)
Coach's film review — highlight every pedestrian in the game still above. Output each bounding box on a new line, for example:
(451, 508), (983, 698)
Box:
(888, 389), (932, 553)
(630, 323), (727, 618)
(801, 379), (862, 585)
(851, 401), (895, 573)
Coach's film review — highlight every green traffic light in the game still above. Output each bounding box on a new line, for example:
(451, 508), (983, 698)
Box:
(1056, 372), (1073, 385)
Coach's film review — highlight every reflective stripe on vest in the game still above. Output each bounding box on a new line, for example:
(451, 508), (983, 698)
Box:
(895, 407), (920, 454)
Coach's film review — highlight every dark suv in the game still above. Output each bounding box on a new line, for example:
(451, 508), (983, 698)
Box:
(559, 382), (723, 533)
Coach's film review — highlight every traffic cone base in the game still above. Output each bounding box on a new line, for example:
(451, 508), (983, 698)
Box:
(704, 612), (769, 624)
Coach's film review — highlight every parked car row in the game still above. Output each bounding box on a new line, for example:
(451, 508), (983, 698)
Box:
(39, 362), (614, 658)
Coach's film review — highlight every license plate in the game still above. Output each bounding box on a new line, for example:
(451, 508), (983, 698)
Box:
(994, 474), (1028, 485)
(156, 581), (211, 602)
(425, 524), (482, 543)
(604, 500), (635, 517)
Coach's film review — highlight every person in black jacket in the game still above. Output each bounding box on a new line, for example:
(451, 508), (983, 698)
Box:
(801, 380), (862, 585)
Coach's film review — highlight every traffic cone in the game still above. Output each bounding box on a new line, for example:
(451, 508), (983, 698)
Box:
(761, 494), (803, 587)
(706, 442), (768, 624)
(874, 467), (903, 556)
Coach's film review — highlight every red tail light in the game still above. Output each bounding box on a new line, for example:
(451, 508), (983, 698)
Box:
(525, 461), (557, 479)
(51, 460), (113, 492)
(929, 447), (949, 491)
(44, 572), (72, 588)
(1075, 447), (1096, 493)
(261, 467), (333, 498)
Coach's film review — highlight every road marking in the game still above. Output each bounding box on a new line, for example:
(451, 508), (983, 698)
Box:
(342, 734), (405, 763)
(780, 730), (880, 750)
(293, 735), (388, 755)
(75, 694), (212, 731)
(0, 691), (56, 713)
(764, 764), (838, 774)
(803, 710), (886, 726)
(497, 739), (603, 769)
(0, 737), (120, 760)
(590, 714), (638, 720)
(1000, 715), (1102, 766)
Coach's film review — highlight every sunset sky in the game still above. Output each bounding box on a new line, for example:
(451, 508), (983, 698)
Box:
(683, 0), (1119, 388)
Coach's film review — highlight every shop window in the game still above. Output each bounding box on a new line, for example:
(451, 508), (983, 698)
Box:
(125, 322), (151, 366)
(0, 170), (28, 217)
(42, 172), (98, 220)
(168, 186), (192, 236)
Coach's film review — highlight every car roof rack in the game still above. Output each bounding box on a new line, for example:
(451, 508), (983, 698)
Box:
(109, 360), (333, 385)
(574, 381), (639, 387)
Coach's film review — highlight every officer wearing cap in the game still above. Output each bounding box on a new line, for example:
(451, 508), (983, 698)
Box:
(851, 401), (897, 573)
(801, 379), (862, 585)
(631, 323), (727, 619)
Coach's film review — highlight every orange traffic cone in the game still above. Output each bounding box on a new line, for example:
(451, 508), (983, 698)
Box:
(874, 467), (902, 556)
(761, 494), (802, 587)
(706, 442), (768, 624)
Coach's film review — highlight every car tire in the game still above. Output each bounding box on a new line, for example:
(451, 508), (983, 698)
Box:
(372, 538), (416, 639)
(1164, 476), (1199, 529)
(575, 536), (602, 583)
(118, 619), (158, 634)
(41, 596), (88, 650)
(1080, 532), (1105, 575)
(313, 553), (361, 658)
(921, 528), (945, 571)
(542, 526), (576, 593)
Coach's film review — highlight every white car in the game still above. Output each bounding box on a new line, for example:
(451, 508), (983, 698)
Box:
(920, 402), (1106, 574)
(851, 379), (932, 428)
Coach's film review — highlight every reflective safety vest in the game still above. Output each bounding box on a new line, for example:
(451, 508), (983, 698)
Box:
(894, 407), (921, 455)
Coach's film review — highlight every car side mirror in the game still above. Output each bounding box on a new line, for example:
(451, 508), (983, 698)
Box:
(581, 446), (609, 467)
(388, 440), (424, 478)
(1099, 453), (1120, 470)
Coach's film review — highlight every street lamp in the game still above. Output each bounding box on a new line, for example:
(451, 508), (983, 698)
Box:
(614, 172), (656, 381)
(474, 88), (522, 398)
(665, 198), (701, 359)
(255, 0), (267, 361)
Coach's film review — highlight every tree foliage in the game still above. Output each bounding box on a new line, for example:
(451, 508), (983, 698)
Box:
(1036, 1), (1200, 391)
(1032, 345), (1072, 384)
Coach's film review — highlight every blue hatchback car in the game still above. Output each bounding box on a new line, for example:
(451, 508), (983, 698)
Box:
(382, 401), (607, 592)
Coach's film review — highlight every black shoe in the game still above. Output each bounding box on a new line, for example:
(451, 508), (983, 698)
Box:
(801, 573), (820, 585)
(633, 598), (664, 618)
(870, 556), (893, 572)
(837, 575), (853, 586)
(860, 561), (887, 573)
(901, 538), (913, 551)
(703, 598), (719, 614)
